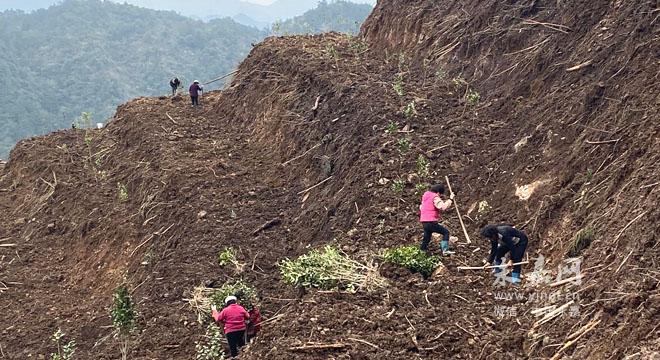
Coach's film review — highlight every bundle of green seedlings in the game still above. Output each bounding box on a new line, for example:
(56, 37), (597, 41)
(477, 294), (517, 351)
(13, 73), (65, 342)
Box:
(189, 280), (258, 323)
(382, 245), (441, 277)
(279, 245), (386, 292)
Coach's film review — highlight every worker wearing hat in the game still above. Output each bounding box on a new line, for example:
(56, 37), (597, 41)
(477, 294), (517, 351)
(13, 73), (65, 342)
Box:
(211, 295), (249, 357)
(189, 80), (203, 107)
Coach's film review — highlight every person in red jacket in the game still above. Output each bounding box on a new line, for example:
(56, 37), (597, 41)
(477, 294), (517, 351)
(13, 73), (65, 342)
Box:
(246, 306), (262, 342)
(189, 80), (203, 107)
(211, 296), (249, 358)
(419, 184), (455, 255)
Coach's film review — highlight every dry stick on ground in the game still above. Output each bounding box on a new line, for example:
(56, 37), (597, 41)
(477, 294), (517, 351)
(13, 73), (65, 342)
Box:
(445, 176), (471, 243)
(550, 318), (601, 360)
(457, 261), (529, 270)
(165, 112), (178, 125)
(289, 343), (347, 351)
(281, 143), (321, 166)
(615, 250), (635, 273)
(347, 337), (380, 350)
(534, 301), (574, 327)
(613, 211), (648, 242)
(640, 181), (659, 189)
(585, 138), (621, 145)
(297, 176), (333, 195)
(549, 275), (585, 287)
(252, 218), (282, 236)
(0, 244), (17, 248)
(566, 60), (593, 72)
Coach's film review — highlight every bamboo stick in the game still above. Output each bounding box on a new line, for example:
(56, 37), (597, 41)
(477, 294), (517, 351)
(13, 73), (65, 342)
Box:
(445, 176), (471, 243)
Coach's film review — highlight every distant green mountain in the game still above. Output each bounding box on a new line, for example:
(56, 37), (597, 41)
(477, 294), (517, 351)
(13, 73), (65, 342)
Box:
(0, 0), (263, 159)
(273, 0), (372, 35)
(0, 0), (373, 159)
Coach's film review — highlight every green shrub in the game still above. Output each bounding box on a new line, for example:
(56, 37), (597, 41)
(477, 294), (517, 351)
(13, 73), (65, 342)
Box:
(385, 121), (398, 134)
(195, 324), (226, 360)
(210, 280), (257, 311)
(279, 245), (385, 292)
(117, 183), (128, 202)
(416, 155), (430, 178)
(217, 248), (236, 267)
(403, 100), (417, 118)
(391, 179), (405, 194)
(466, 89), (481, 105)
(392, 74), (405, 96)
(414, 183), (428, 197)
(383, 245), (441, 277)
(111, 284), (137, 360)
(397, 138), (411, 153)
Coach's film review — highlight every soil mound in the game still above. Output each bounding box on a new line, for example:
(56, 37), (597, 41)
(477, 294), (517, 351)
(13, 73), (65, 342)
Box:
(0, 0), (658, 359)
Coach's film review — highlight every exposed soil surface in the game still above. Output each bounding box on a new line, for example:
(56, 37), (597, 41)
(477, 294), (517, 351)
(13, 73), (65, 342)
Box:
(1, 0), (658, 359)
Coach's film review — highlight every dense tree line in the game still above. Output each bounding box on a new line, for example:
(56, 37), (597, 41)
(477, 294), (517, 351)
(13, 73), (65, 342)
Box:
(274, 0), (372, 35)
(0, 0), (372, 159)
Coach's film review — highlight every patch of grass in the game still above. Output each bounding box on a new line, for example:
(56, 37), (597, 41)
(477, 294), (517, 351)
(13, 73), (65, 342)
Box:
(383, 245), (441, 278)
(567, 227), (594, 257)
(279, 245), (385, 292)
(403, 100), (417, 118)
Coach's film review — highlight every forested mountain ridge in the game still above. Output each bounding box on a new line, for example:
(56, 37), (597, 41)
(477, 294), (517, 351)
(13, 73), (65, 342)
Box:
(275, 0), (372, 35)
(0, 0), (262, 159)
(0, 0), (374, 159)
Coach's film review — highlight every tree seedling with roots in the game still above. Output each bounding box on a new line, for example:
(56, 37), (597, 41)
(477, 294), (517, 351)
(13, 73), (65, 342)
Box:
(217, 247), (245, 272)
(111, 284), (137, 360)
(403, 100), (417, 119)
(50, 329), (76, 360)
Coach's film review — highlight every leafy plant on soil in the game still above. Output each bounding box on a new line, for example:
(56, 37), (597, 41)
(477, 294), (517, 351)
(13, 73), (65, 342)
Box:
(466, 89), (481, 105)
(414, 183), (428, 197)
(416, 154), (430, 178)
(568, 227), (594, 257)
(403, 100), (417, 118)
(117, 183), (128, 202)
(391, 179), (405, 194)
(217, 247), (236, 266)
(397, 137), (411, 153)
(385, 120), (398, 134)
(279, 245), (385, 292)
(210, 280), (258, 311)
(50, 329), (76, 360)
(111, 284), (137, 360)
(392, 73), (405, 96)
(383, 245), (441, 277)
(195, 324), (226, 360)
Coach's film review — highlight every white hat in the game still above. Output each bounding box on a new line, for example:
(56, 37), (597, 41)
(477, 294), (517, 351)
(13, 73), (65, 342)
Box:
(224, 295), (237, 304)
(194, 80), (199, 83)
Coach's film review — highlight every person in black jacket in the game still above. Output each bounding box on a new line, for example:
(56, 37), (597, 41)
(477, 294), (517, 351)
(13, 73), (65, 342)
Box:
(480, 224), (528, 283)
(169, 77), (181, 96)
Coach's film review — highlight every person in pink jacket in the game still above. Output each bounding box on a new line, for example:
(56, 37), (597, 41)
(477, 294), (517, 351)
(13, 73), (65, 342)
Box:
(419, 184), (455, 255)
(211, 296), (249, 358)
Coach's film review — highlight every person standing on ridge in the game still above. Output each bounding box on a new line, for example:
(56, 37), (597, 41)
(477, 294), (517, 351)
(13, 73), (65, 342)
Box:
(169, 77), (180, 96)
(189, 80), (203, 106)
(211, 296), (249, 358)
(480, 224), (529, 284)
(419, 184), (455, 255)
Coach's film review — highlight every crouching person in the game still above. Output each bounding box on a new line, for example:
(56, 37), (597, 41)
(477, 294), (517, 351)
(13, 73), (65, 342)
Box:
(246, 306), (262, 342)
(211, 296), (249, 358)
(480, 224), (528, 284)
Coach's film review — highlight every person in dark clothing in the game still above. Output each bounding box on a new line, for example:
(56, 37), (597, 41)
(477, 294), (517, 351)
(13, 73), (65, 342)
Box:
(169, 77), (180, 96)
(245, 306), (262, 342)
(480, 224), (529, 283)
(189, 80), (203, 106)
(419, 184), (455, 255)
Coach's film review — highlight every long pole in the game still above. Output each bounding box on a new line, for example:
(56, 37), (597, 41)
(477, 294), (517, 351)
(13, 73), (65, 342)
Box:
(445, 176), (471, 243)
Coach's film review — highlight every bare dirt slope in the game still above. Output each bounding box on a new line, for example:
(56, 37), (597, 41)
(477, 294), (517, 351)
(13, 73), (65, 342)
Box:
(1, 0), (658, 359)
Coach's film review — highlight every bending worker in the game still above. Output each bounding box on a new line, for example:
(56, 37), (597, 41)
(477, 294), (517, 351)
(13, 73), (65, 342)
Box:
(480, 224), (528, 284)
(211, 296), (249, 358)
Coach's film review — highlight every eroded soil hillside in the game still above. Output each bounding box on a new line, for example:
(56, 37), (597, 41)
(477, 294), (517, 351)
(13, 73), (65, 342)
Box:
(0, 0), (658, 359)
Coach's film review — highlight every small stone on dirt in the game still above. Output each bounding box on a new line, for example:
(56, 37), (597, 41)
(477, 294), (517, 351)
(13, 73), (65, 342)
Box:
(197, 210), (208, 218)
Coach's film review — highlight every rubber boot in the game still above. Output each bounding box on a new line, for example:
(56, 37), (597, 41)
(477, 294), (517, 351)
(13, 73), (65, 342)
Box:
(511, 272), (521, 284)
(441, 240), (455, 256)
(492, 259), (502, 274)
